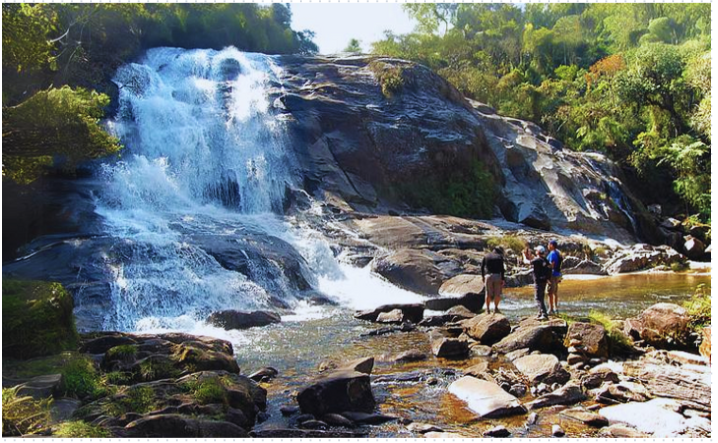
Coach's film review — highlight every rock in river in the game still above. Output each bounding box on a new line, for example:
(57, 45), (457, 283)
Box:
(297, 370), (375, 416)
(354, 303), (424, 324)
(448, 376), (526, 419)
(563, 322), (608, 358)
(430, 330), (469, 359)
(623, 303), (692, 349)
(526, 382), (586, 409)
(206, 310), (280, 330)
(461, 313), (511, 345)
(512, 354), (570, 386)
(492, 323), (565, 355)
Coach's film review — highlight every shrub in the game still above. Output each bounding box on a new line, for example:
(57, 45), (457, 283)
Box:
(588, 310), (633, 352)
(684, 284), (711, 332)
(102, 371), (133, 386)
(2, 279), (78, 359)
(105, 386), (155, 416)
(54, 421), (109, 438)
(2, 387), (51, 436)
(60, 356), (102, 399)
(106, 345), (137, 361)
(486, 235), (527, 254)
(369, 61), (405, 98)
(182, 377), (228, 406)
(138, 358), (179, 382)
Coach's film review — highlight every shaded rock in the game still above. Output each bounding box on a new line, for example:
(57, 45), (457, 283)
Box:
(361, 323), (415, 337)
(560, 408), (609, 428)
(248, 367), (278, 383)
(124, 414), (248, 437)
(462, 314), (511, 345)
(513, 354), (570, 386)
(505, 348), (531, 362)
(525, 382), (585, 409)
(424, 292), (485, 313)
(564, 322), (608, 358)
(448, 376), (526, 418)
(579, 368), (619, 390)
(299, 419), (328, 430)
(297, 370), (375, 416)
(15, 374), (62, 400)
(599, 398), (697, 437)
(407, 422), (442, 434)
(49, 398), (82, 424)
(598, 424), (650, 438)
(340, 411), (397, 425)
(623, 303), (691, 349)
(683, 235), (705, 260)
(391, 350), (427, 363)
(206, 310), (280, 330)
(509, 384), (527, 398)
(483, 425), (511, 437)
(566, 354), (584, 366)
(295, 413), (315, 424)
(322, 413), (355, 428)
(420, 306), (475, 327)
(430, 331), (469, 359)
(354, 303), (424, 324)
(280, 405), (299, 416)
(561, 258), (606, 275)
(463, 361), (490, 379)
(493, 324), (565, 355)
(469, 343), (492, 357)
(80, 333), (139, 355)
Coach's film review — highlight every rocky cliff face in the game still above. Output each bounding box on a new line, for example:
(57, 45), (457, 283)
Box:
(273, 55), (645, 243)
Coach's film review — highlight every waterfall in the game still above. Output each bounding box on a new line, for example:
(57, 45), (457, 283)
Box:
(94, 47), (423, 333)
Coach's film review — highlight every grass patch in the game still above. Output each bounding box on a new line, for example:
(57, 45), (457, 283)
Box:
(59, 356), (103, 399)
(2, 387), (52, 436)
(671, 261), (690, 272)
(102, 371), (133, 386)
(54, 421), (110, 438)
(684, 284), (711, 333)
(104, 386), (156, 417)
(138, 358), (180, 382)
(106, 344), (137, 361)
(182, 377), (228, 406)
(588, 310), (634, 353)
(2, 279), (79, 359)
(3, 353), (75, 380)
(369, 61), (404, 98)
(487, 235), (527, 254)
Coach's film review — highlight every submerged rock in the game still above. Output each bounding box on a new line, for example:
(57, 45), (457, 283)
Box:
(206, 310), (281, 330)
(448, 376), (526, 419)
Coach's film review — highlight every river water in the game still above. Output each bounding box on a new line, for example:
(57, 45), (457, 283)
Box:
(98, 47), (709, 436)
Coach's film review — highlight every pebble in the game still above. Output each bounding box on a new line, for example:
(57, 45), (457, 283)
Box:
(280, 405), (299, 416)
(509, 384), (527, 398)
(483, 425), (511, 437)
(552, 424), (565, 437)
(295, 413), (315, 424)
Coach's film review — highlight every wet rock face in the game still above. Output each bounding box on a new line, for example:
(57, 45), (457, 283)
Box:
(296, 370), (375, 416)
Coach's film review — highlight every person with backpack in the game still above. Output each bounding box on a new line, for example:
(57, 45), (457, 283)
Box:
(523, 245), (551, 320)
(546, 239), (563, 315)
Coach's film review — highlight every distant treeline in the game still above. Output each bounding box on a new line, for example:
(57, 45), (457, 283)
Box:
(371, 3), (711, 221)
(2, 3), (317, 183)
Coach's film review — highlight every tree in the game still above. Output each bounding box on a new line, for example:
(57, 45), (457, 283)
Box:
(344, 38), (362, 54)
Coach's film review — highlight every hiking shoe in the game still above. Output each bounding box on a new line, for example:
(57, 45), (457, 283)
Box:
(494, 308), (502, 315)
(547, 309), (555, 315)
(537, 315), (548, 321)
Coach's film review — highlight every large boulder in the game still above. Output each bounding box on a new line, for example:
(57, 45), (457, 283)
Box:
(492, 323), (565, 355)
(371, 249), (459, 295)
(623, 303), (692, 349)
(424, 292), (485, 313)
(683, 235), (706, 260)
(438, 274), (485, 297)
(2, 280), (78, 359)
(354, 303), (424, 324)
(448, 376), (526, 418)
(461, 314), (511, 345)
(206, 310), (281, 330)
(512, 354), (570, 386)
(124, 414), (249, 438)
(564, 322), (608, 358)
(297, 370), (375, 416)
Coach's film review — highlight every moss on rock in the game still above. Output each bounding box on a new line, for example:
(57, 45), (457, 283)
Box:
(2, 279), (79, 359)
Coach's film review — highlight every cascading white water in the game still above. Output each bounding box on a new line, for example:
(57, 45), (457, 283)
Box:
(97, 47), (424, 332)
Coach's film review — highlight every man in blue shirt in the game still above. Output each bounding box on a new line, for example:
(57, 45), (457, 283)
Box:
(546, 239), (563, 315)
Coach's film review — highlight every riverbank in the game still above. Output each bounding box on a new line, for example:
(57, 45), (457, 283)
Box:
(2, 274), (711, 438)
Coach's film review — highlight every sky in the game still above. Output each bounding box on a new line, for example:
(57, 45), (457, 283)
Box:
(291, 3), (418, 54)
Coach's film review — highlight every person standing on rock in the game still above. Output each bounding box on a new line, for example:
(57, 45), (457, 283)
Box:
(523, 245), (551, 320)
(481, 246), (505, 314)
(546, 239), (563, 315)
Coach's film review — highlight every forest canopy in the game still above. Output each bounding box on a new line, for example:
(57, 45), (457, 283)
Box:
(2, 3), (317, 183)
(372, 3), (711, 220)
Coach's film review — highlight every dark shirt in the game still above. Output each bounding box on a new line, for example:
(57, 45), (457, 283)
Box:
(531, 256), (551, 283)
(481, 252), (505, 280)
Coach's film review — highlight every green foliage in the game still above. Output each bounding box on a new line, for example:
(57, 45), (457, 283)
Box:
(181, 377), (228, 406)
(138, 358), (180, 382)
(369, 61), (405, 98)
(102, 371), (133, 386)
(2, 387), (52, 436)
(59, 356), (103, 399)
(104, 386), (156, 416)
(2, 279), (79, 359)
(395, 159), (495, 219)
(2, 87), (122, 184)
(1, 4), (57, 73)
(588, 310), (634, 352)
(54, 421), (110, 438)
(684, 284), (711, 333)
(486, 235), (527, 254)
(106, 345), (137, 361)
(344, 38), (362, 54)
(371, 3), (711, 223)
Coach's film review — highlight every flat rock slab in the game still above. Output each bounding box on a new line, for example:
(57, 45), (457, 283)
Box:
(599, 398), (697, 437)
(560, 408), (609, 428)
(448, 376), (526, 419)
(513, 354), (570, 385)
